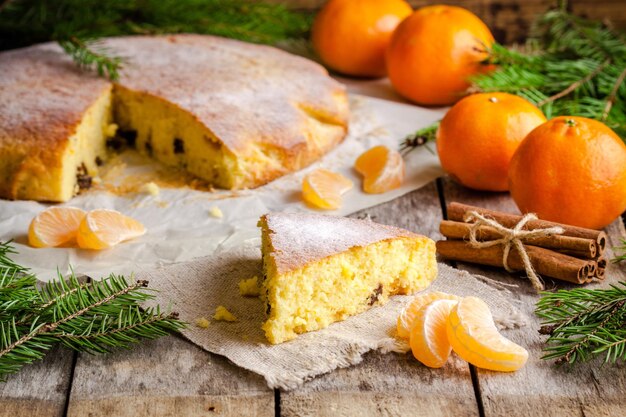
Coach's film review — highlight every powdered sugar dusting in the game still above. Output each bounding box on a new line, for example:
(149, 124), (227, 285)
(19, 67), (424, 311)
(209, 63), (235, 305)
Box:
(262, 212), (419, 274)
(101, 35), (349, 153)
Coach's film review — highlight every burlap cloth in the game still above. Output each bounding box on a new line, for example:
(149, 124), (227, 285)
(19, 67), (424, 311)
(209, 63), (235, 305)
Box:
(140, 243), (526, 390)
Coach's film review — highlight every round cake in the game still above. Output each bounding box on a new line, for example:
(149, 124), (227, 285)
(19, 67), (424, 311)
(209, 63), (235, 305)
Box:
(0, 35), (349, 202)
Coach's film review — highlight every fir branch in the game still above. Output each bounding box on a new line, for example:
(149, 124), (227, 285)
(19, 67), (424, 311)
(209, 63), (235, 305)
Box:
(58, 37), (123, 81)
(0, 0), (312, 51)
(0, 242), (184, 381)
(603, 66), (626, 120)
(474, 7), (626, 141)
(536, 59), (610, 107)
(536, 283), (626, 364)
(403, 8), (626, 151)
(400, 122), (439, 154)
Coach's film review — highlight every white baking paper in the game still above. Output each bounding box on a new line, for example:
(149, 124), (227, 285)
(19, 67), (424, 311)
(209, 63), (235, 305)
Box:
(0, 89), (446, 280)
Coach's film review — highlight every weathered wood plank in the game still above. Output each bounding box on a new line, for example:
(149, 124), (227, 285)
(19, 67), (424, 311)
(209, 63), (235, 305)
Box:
(66, 335), (274, 417)
(281, 182), (480, 417)
(0, 346), (74, 417)
(441, 177), (626, 417)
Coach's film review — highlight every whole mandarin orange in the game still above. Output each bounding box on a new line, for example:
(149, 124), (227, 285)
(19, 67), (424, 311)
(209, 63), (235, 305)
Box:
(386, 5), (494, 105)
(311, 0), (412, 77)
(509, 116), (626, 230)
(436, 92), (547, 191)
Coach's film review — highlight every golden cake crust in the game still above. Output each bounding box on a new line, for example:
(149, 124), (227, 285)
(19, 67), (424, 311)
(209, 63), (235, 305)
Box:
(0, 44), (111, 200)
(261, 212), (421, 275)
(0, 35), (349, 201)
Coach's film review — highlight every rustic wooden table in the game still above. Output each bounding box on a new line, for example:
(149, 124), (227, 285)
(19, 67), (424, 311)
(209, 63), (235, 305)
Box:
(1, 176), (625, 417)
(0, 71), (624, 416)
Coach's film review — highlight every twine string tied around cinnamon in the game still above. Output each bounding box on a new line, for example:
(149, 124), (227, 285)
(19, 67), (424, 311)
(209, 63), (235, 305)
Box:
(463, 211), (565, 291)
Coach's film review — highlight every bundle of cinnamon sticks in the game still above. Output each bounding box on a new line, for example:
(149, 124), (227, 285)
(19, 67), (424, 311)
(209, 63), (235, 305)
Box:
(437, 203), (607, 285)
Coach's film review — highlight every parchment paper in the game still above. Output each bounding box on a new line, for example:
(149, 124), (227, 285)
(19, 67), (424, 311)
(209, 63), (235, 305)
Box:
(0, 93), (446, 280)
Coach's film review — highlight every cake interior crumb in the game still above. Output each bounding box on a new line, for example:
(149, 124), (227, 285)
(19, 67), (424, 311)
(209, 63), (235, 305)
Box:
(239, 276), (261, 297)
(141, 181), (160, 196)
(214, 306), (237, 322)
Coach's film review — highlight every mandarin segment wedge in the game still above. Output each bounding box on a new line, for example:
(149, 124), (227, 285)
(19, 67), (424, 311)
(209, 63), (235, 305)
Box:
(355, 145), (405, 194)
(446, 296), (528, 372)
(410, 299), (459, 368)
(302, 169), (353, 210)
(77, 209), (146, 250)
(397, 291), (461, 339)
(28, 207), (86, 248)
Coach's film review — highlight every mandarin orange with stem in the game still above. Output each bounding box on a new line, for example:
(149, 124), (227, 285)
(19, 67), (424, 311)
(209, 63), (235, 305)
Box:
(437, 92), (547, 191)
(386, 5), (494, 105)
(312, 0), (412, 77)
(509, 116), (626, 230)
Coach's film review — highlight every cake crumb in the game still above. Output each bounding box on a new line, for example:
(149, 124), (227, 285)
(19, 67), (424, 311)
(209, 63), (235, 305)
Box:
(239, 276), (261, 297)
(195, 317), (210, 328)
(209, 206), (223, 218)
(105, 123), (119, 138)
(213, 306), (237, 322)
(141, 181), (160, 196)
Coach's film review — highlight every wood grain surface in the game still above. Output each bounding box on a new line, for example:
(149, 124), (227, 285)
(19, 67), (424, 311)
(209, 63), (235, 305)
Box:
(65, 336), (274, 417)
(0, 346), (74, 417)
(2, 176), (626, 416)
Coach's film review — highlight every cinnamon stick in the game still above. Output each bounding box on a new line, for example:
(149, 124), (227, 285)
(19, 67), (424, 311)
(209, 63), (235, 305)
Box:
(436, 240), (591, 284)
(439, 220), (598, 259)
(596, 257), (607, 280)
(447, 202), (608, 255)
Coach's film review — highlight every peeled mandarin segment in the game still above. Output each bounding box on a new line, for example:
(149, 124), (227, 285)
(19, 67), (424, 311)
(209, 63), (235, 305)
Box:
(355, 145), (388, 175)
(397, 291), (461, 339)
(302, 169), (353, 210)
(77, 209), (146, 250)
(446, 296), (528, 372)
(28, 207), (86, 248)
(355, 145), (405, 194)
(410, 299), (459, 368)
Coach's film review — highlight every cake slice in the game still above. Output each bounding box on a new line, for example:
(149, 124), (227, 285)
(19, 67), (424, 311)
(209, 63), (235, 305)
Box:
(259, 212), (437, 344)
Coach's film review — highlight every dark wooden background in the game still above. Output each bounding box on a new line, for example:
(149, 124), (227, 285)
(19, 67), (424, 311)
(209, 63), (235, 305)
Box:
(270, 0), (626, 44)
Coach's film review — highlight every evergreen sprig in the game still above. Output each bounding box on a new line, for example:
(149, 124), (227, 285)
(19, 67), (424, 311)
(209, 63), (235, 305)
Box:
(401, 3), (626, 151)
(0, 0), (312, 79)
(58, 37), (123, 81)
(474, 6), (626, 138)
(0, 241), (185, 381)
(400, 122), (439, 154)
(536, 283), (626, 364)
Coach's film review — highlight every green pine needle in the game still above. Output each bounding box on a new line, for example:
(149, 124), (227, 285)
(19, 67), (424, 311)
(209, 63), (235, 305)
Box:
(0, 241), (185, 381)
(0, 0), (312, 80)
(58, 37), (123, 81)
(536, 283), (626, 365)
(399, 122), (439, 154)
